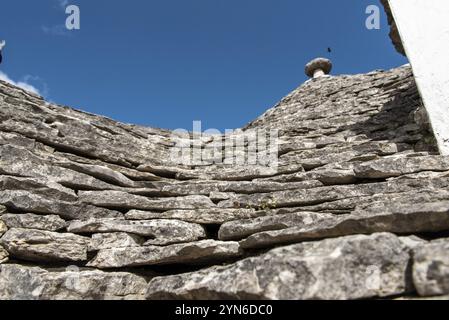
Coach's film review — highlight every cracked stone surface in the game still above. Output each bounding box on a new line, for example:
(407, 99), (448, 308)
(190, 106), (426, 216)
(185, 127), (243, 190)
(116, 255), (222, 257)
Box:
(87, 240), (242, 269)
(0, 264), (148, 300)
(146, 233), (411, 300)
(0, 213), (67, 232)
(67, 218), (206, 245)
(0, 228), (90, 263)
(239, 201), (449, 248)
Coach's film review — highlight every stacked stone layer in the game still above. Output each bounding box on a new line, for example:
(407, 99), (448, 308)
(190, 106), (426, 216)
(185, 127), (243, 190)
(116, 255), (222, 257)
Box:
(1, 65), (448, 300)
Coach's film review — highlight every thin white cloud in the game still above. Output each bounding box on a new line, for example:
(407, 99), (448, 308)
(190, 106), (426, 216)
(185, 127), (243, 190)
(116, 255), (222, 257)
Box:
(56, 0), (69, 9)
(43, 1), (71, 36)
(41, 25), (71, 36)
(0, 71), (45, 96)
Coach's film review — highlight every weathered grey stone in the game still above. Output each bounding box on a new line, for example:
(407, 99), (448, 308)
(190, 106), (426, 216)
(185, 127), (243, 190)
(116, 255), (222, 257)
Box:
(218, 176), (449, 210)
(0, 213), (67, 231)
(0, 95), (174, 167)
(88, 233), (145, 252)
(0, 205), (6, 215)
(276, 141), (399, 171)
(125, 208), (265, 225)
(0, 228), (90, 263)
(354, 156), (449, 179)
(0, 246), (8, 264)
(55, 160), (145, 187)
(0, 131), (37, 149)
(219, 212), (333, 241)
(88, 240), (241, 269)
(399, 236), (427, 250)
(209, 191), (234, 202)
(297, 188), (449, 215)
(240, 201), (449, 248)
(79, 191), (215, 211)
(68, 219), (206, 245)
(137, 165), (193, 182)
(0, 190), (123, 220)
(413, 238), (449, 297)
(0, 145), (124, 190)
(161, 180), (322, 196)
(0, 264), (148, 300)
(146, 233), (411, 300)
(0, 175), (77, 202)
(0, 220), (6, 237)
(52, 151), (161, 182)
(179, 164), (305, 181)
(299, 168), (356, 185)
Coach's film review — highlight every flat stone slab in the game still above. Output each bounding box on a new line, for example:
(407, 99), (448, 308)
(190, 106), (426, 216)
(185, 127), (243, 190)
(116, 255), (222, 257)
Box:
(68, 219), (206, 245)
(0, 264), (148, 300)
(0, 228), (90, 263)
(219, 211), (333, 241)
(240, 202), (449, 248)
(0, 145), (124, 191)
(218, 175), (449, 210)
(88, 233), (145, 252)
(0, 213), (67, 231)
(78, 191), (216, 211)
(146, 233), (411, 300)
(354, 155), (449, 179)
(0, 190), (123, 220)
(125, 208), (264, 225)
(160, 180), (322, 196)
(88, 240), (241, 269)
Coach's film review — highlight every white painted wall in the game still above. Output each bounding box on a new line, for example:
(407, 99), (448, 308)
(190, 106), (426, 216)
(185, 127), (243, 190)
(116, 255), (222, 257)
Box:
(388, 0), (449, 155)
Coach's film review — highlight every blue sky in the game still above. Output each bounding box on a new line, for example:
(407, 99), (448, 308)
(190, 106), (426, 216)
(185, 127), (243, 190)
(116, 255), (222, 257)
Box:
(0, 0), (407, 131)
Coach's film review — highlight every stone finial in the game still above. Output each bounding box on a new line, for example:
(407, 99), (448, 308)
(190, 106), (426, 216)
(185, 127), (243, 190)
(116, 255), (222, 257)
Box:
(305, 58), (332, 79)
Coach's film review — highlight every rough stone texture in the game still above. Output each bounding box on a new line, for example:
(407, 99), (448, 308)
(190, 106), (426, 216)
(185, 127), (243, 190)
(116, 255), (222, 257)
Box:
(79, 191), (215, 211)
(0, 190), (123, 220)
(0, 220), (6, 237)
(0, 264), (147, 300)
(0, 228), (89, 263)
(240, 202), (449, 248)
(219, 211), (333, 241)
(0, 213), (66, 231)
(125, 208), (264, 225)
(0, 62), (448, 300)
(160, 180), (321, 196)
(413, 238), (449, 297)
(88, 240), (241, 269)
(88, 233), (145, 252)
(68, 219), (206, 245)
(146, 233), (411, 300)
(353, 155), (449, 179)
(0, 246), (8, 264)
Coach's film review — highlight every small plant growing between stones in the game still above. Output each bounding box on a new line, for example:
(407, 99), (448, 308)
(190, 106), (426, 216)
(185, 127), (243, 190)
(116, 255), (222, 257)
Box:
(240, 198), (278, 211)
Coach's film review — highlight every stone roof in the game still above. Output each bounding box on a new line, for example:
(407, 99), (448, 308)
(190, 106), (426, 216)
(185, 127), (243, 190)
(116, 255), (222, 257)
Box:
(1, 64), (448, 300)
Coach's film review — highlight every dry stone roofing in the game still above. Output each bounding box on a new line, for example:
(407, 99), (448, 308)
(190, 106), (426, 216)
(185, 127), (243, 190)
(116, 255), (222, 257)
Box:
(1, 63), (449, 300)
